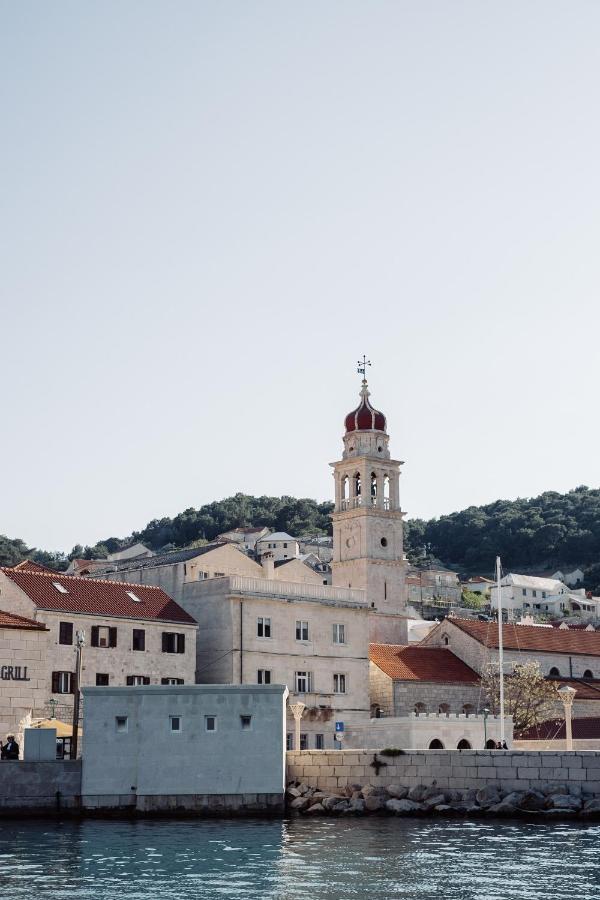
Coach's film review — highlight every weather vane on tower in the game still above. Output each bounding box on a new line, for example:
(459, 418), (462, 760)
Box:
(357, 355), (371, 384)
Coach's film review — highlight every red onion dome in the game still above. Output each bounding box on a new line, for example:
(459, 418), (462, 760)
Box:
(344, 383), (387, 432)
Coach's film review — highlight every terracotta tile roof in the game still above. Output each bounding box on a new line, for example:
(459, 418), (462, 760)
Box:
(518, 717), (600, 740)
(13, 560), (58, 573)
(0, 610), (48, 630)
(555, 678), (600, 701)
(447, 616), (600, 657)
(369, 643), (480, 683)
(1, 569), (197, 625)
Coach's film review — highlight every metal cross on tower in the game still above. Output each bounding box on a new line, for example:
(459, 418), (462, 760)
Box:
(357, 355), (371, 381)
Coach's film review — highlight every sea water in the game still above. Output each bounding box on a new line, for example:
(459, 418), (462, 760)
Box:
(0, 816), (597, 899)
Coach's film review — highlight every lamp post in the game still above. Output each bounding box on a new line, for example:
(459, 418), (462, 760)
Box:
(289, 702), (306, 751)
(71, 629), (85, 760)
(558, 685), (577, 751)
(482, 707), (490, 748)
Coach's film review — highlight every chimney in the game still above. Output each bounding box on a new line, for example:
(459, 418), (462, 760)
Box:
(261, 551), (275, 580)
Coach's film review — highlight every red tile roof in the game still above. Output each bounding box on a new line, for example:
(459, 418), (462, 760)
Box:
(13, 560), (58, 573)
(518, 717), (600, 741)
(1, 569), (197, 625)
(369, 643), (480, 683)
(0, 610), (48, 630)
(447, 616), (600, 657)
(555, 678), (600, 701)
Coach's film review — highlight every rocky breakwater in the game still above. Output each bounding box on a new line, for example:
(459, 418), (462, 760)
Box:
(286, 780), (600, 820)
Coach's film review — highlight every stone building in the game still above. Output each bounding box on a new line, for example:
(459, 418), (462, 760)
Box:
(330, 378), (409, 643)
(172, 574), (370, 751)
(368, 643), (481, 718)
(256, 532), (300, 561)
(422, 616), (600, 718)
(0, 610), (49, 742)
(0, 563), (198, 723)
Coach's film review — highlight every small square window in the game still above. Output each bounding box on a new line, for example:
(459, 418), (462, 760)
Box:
(170, 716), (181, 733)
(240, 715), (252, 730)
(205, 715), (216, 732)
(115, 716), (128, 733)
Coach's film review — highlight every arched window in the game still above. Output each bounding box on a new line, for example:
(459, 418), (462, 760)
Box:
(443, 636), (450, 646)
(438, 703), (450, 715)
(549, 667), (561, 677)
(371, 472), (377, 506)
(341, 475), (349, 505)
(485, 739), (497, 749)
(414, 702), (427, 715)
(462, 704), (474, 716)
(584, 669), (594, 680)
(354, 472), (361, 504)
(429, 739), (444, 749)
(370, 704), (382, 719)
(383, 474), (390, 509)
(457, 739), (472, 749)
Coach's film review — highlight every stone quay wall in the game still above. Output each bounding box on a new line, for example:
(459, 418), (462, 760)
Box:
(0, 761), (82, 814)
(286, 749), (600, 795)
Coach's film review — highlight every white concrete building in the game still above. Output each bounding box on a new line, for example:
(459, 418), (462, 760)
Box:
(490, 573), (568, 621)
(0, 562), (198, 725)
(81, 684), (288, 813)
(256, 532), (300, 561)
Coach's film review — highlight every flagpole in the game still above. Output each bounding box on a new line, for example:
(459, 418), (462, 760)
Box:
(496, 556), (505, 744)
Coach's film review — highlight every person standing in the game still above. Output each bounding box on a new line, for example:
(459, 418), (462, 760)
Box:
(2, 735), (19, 760)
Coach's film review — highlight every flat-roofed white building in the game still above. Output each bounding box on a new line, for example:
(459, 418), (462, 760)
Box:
(490, 573), (568, 620)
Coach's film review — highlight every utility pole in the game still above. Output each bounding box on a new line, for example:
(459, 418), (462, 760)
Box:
(71, 629), (85, 759)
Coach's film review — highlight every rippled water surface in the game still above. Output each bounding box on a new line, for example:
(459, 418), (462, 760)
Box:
(0, 817), (598, 899)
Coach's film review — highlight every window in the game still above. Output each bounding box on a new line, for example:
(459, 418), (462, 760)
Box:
(91, 626), (117, 648)
(299, 733), (308, 750)
(532, 590), (537, 598)
(59, 622), (73, 645)
(315, 734), (324, 750)
(332, 624), (346, 645)
(162, 632), (185, 654)
(257, 669), (271, 684)
(522, 589), (527, 596)
(170, 716), (181, 733)
(240, 715), (252, 730)
(295, 671), (313, 693)
(380, 537), (388, 547)
(295, 620), (309, 641)
(286, 733), (294, 751)
(414, 702), (427, 714)
(584, 670), (594, 680)
(333, 673), (346, 694)
(429, 739), (444, 749)
(283, 543), (288, 548)
(115, 716), (128, 733)
(443, 636), (449, 646)
(214, 572), (225, 578)
(126, 675), (150, 685)
(96, 673), (109, 686)
(132, 629), (145, 652)
(199, 571), (208, 580)
(257, 617), (271, 638)
(205, 716), (216, 732)
(125, 591), (142, 603)
(51, 671), (74, 694)
(161, 677), (184, 685)
(52, 582), (68, 594)
(549, 667), (561, 677)
(542, 592), (547, 599)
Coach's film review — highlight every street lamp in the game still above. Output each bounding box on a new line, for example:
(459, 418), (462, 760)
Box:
(482, 707), (490, 748)
(558, 685), (577, 751)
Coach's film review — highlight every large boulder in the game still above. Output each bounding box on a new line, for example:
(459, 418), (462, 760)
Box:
(387, 784), (408, 800)
(541, 783), (569, 796)
(348, 799), (366, 814)
(322, 796), (341, 811)
(518, 790), (546, 812)
(547, 794), (582, 811)
(307, 802), (325, 814)
(333, 800), (350, 813)
(423, 794), (447, 810)
(422, 785), (443, 801)
(502, 791), (526, 807)
(286, 786), (302, 799)
(488, 800), (519, 816)
(475, 785), (502, 807)
(408, 785), (428, 802)
(362, 784), (386, 799)
(297, 783), (310, 795)
(290, 797), (311, 811)
(386, 798), (422, 815)
(365, 795), (386, 812)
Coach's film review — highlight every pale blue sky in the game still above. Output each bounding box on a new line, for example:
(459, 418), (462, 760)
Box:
(1, 1), (599, 552)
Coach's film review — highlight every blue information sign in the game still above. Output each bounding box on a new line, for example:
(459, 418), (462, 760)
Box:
(335, 721), (344, 732)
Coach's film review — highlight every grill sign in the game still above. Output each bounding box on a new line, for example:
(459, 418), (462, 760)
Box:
(0, 666), (30, 682)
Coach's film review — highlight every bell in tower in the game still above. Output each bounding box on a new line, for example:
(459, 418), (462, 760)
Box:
(330, 359), (408, 642)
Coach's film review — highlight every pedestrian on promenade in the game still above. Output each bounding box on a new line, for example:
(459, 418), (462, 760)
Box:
(1, 735), (19, 760)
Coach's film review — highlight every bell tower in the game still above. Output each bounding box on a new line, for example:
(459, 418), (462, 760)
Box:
(330, 360), (407, 618)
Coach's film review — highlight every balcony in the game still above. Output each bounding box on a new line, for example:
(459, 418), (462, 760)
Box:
(226, 575), (367, 607)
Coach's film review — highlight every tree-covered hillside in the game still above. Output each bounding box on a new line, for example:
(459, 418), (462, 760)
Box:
(1, 486), (599, 590)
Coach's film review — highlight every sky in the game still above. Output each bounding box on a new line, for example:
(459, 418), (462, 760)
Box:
(1, 1), (599, 553)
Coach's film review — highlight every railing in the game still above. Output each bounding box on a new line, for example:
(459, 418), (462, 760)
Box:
(227, 575), (367, 605)
(340, 497), (392, 511)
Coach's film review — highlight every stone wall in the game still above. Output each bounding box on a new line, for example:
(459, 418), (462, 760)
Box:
(287, 748), (600, 795)
(0, 761), (81, 814)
